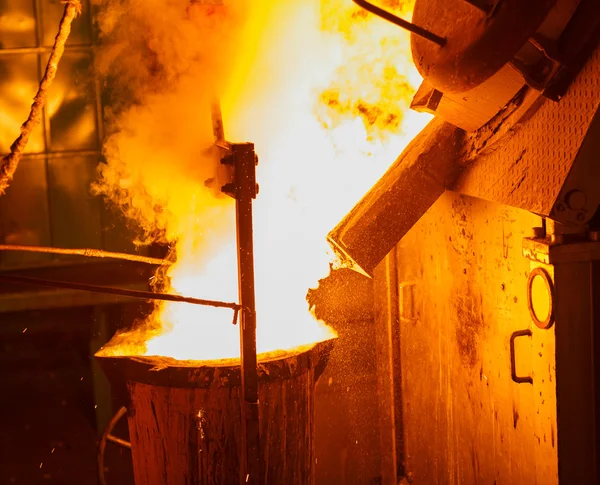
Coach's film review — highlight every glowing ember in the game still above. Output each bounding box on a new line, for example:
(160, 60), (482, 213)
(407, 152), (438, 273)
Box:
(93, 0), (431, 361)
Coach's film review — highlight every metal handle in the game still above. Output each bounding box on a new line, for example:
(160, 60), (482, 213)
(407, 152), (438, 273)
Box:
(510, 329), (533, 384)
(351, 0), (446, 46)
(98, 406), (131, 485)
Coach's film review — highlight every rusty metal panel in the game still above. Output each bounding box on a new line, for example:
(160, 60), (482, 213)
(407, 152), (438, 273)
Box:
(454, 47), (600, 216)
(47, 155), (103, 251)
(0, 158), (52, 267)
(386, 191), (557, 484)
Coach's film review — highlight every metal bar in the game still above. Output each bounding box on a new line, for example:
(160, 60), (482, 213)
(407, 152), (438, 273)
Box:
(0, 244), (171, 266)
(0, 44), (93, 55)
(106, 434), (132, 449)
(98, 406), (130, 485)
(34, 0), (54, 252)
(0, 273), (241, 310)
(0, 149), (101, 160)
(352, 0), (446, 46)
(0, 284), (148, 313)
(211, 98), (225, 143)
(232, 143), (261, 485)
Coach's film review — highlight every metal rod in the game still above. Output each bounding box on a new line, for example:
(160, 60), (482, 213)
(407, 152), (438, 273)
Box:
(0, 150), (101, 161)
(0, 274), (241, 310)
(106, 434), (132, 449)
(0, 244), (171, 266)
(352, 0), (446, 46)
(232, 143), (261, 485)
(211, 98), (226, 143)
(0, 44), (92, 55)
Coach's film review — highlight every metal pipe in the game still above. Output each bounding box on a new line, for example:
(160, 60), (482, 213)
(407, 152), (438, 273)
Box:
(352, 0), (446, 46)
(231, 143), (261, 485)
(0, 244), (171, 266)
(0, 273), (241, 311)
(0, 150), (101, 161)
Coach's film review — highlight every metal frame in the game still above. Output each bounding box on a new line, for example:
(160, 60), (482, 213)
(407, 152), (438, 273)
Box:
(218, 141), (261, 485)
(0, 0), (106, 264)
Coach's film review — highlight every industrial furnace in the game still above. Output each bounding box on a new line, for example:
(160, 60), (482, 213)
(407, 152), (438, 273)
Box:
(329, 0), (600, 483)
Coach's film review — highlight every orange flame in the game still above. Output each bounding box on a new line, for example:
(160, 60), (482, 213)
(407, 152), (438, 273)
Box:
(94, 0), (431, 361)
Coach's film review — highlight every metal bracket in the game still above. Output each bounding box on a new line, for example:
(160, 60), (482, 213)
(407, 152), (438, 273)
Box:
(351, 0), (446, 46)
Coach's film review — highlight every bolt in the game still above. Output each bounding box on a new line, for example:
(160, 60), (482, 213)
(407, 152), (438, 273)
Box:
(555, 202), (566, 213)
(255, 184), (260, 195)
(577, 212), (586, 222)
(565, 189), (587, 211)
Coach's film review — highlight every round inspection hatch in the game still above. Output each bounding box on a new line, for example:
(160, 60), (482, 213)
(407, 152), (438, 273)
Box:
(527, 267), (555, 330)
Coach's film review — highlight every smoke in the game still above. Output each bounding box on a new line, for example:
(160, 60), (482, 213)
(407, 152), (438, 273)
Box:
(92, 0), (429, 359)
(92, 0), (247, 253)
(316, 0), (417, 141)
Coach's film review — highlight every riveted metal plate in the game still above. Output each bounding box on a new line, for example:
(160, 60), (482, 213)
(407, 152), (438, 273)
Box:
(453, 46), (600, 216)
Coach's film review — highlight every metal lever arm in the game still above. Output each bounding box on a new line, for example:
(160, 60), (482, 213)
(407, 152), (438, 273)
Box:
(352, 0), (446, 46)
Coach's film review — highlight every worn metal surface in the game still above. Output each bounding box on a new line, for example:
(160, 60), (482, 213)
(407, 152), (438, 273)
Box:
(327, 119), (464, 277)
(377, 191), (558, 484)
(454, 45), (600, 218)
(411, 0), (557, 94)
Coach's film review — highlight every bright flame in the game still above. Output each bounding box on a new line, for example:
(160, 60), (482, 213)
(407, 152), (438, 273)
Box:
(94, 0), (431, 361)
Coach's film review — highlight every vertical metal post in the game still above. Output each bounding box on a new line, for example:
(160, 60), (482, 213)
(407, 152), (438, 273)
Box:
(231, 143), (261, 485)
(211, 91), (260, 483)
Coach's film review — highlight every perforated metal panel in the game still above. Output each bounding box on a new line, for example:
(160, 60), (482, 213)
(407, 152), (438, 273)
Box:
(453, 47), (600, 216)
